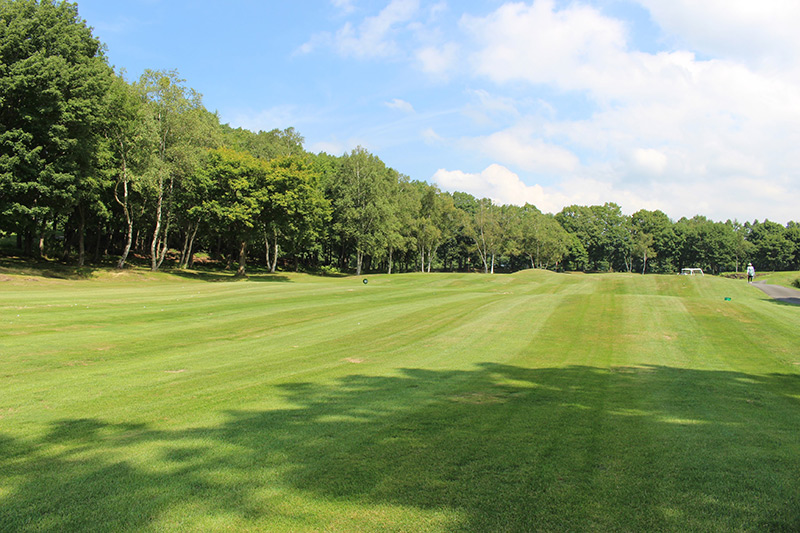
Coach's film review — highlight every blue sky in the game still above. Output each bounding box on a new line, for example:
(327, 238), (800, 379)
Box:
(76, 0), (800, 223)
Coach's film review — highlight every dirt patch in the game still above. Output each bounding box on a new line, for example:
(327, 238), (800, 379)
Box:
(0, 275), (11, 282)
(344, 358), (365, 364)
(449, 391), (508, 404)
(165, 369), (186, 373)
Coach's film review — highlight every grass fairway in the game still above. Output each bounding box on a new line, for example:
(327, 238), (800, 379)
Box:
(1, 269), (799, 531)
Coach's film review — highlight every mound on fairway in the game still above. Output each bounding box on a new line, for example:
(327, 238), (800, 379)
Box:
(1, 270), (799, 531)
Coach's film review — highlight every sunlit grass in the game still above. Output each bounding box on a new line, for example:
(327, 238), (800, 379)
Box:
(1, 268), (799, 531)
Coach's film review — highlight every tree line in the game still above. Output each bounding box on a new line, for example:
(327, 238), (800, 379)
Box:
(2, 0), (799, 276)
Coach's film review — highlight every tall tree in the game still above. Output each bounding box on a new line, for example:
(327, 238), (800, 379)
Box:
(135, 69), (203, 271)
(260, 155), (330, 272)
(202, 148), (265, 277)
(329, 147), (396, 275)
(0, 0), (112, 257)
(104, 73), (155, 268)
(747, 220), (795, 271)
(466, 198), (503, 274)
(519, 206), (571, 269)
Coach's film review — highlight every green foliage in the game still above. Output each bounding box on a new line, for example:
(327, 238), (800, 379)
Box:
(329, 146), (397, 275)
(1, 2), (799, 277)
(0, 0), (112, 254)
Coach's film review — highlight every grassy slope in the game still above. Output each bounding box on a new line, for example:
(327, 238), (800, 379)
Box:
(1, 269), (799, 531)
(757, 270), (800, 289)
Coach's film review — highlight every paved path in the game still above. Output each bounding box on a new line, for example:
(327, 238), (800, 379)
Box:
(752, 281), (800, 306)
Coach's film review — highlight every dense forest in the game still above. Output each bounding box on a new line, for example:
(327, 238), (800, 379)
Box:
(2, 0), (799, 276)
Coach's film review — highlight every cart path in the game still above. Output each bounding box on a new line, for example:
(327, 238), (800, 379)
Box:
(752, 281), (800, 306)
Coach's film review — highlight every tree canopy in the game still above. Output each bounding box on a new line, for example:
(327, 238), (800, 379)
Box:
(2, 0), (797, 276)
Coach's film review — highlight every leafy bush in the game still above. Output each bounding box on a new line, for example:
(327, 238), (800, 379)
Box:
(318, 265), (341, 276)
(793, 278), (800, 289)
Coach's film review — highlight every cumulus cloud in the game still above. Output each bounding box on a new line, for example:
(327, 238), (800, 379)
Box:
(462, 0), (627, 91)
(467, 126), (580, 175)
(449, 0), (800, 221)
(635, 0), (800, 70)
(299, 0), (800, 222)
(433, 165), (579, 213)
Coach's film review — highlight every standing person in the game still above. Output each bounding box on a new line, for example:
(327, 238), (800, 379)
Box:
(747, 263), (755, 283)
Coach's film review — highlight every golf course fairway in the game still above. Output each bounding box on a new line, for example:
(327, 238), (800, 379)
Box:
(1, 269), (799, 531)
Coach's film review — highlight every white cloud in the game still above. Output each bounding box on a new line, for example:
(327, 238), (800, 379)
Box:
(385, 98), (415, 113)
(448, 0), (800, 222)
(468, 126), (580, 175)
(630, 148), (667, 176)
(433, 164), (572, 213)
(635, 0), (800, 70)
(332, 0), (420, 58)
(421, 127), (443, 144)
(461, 0), (627, 91)
(298, 0), (800, 222)
(415, 42), (459, 76)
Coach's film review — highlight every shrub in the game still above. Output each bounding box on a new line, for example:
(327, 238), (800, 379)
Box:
(318, 265), (341, 276)
(792, 278), (800, 289)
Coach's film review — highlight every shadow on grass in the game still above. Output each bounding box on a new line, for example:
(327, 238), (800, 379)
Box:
(0, 256), (98, 280)
(2, 365), (799, 531)
(167, 269), (292, 283)
(0, 255), (293, 283)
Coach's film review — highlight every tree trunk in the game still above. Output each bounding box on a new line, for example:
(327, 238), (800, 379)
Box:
(388, 247), (393, 274)
(356, 249), (363, 276)
(264, 228), (271, 269)
(77, 207), (86, 267)
(179, 228), (191, 268)
(115, 143), (133, 269)
(117, 206), (133, 269)
(154, 178), (173, 271)
(155, 216), (170, 270)
(183, 223), (199, 269)
(150, 176), (164, 271)
(270, 226), (279, 273)
(93, 227), (102, 263)
(490, 253), (495, 274)
(236, 240), (247, 277)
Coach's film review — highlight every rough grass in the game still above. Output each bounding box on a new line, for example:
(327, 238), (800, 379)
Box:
(1, 268), (799, 531)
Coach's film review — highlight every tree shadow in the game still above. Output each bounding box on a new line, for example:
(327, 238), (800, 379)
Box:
(768, 296), (800, 307)
(167, 269), (292, 283)
(2, 365), (799, 531)
(0, 256), (98, 280)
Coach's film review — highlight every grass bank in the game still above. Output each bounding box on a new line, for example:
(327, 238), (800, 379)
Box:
(1, 270), (799, 531)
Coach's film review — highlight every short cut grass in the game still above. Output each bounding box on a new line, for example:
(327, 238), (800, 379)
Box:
(1, 268), (799, 531)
